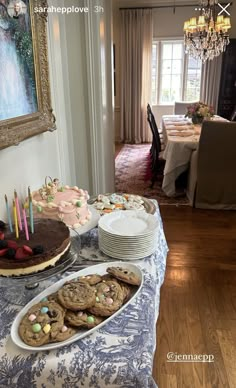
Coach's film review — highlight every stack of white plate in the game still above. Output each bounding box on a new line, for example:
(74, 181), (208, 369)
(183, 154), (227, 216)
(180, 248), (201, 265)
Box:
(98, 210), (159, 260)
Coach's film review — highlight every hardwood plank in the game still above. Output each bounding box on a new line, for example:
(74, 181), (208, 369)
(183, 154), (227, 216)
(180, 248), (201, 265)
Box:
(154, 205), (236, 387)
(217, 330), (236, 388)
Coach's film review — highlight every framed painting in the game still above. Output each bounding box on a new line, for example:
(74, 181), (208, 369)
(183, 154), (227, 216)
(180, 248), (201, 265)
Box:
(0, 0), (56, 150)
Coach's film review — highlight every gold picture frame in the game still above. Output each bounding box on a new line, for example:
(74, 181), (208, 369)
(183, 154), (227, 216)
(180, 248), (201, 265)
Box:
(0, 0), (56, 151)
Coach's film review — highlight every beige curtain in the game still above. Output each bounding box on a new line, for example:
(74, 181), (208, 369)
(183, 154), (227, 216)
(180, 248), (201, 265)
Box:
(200, 54), (222, 112)
(120, 9), (153, 143)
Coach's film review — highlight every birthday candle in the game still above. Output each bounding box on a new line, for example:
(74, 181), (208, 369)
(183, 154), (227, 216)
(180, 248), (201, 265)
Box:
(22, 204), (29, 241)
(13, 199), (19, 239)
(14, 190), (23, 231)
(28, 187), (34, 234)
(4, 195), (13, 233)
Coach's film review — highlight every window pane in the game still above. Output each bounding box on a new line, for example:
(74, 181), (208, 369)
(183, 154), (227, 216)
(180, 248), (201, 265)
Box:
(173, 44), (182, 59)
(162, 44), (172, 59)
(162, 60), (172, 74)
(184, 55), (202, 101)
(172, 60), (182, 74)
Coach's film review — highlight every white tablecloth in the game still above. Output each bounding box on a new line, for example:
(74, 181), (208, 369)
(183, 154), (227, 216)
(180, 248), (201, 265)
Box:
(161, 115), (200, 197)
(0, 202), (168, 388)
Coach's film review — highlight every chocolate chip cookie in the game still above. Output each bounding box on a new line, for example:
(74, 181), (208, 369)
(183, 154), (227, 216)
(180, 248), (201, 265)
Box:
(65, 310), (103, 328)
(78, 274), (102, 286)
(58, 282), (96, 311)
(107, 266), (141, 286)
(19, 301), (65, 347)
(50, 324), (77, 342)
(88, 280), (124, 317)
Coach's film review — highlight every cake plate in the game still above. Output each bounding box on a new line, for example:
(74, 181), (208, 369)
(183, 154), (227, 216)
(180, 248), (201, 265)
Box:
(0, 235), (81, 306)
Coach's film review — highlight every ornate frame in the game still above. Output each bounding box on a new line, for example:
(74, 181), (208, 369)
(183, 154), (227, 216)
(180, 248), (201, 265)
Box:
(0, 0), (56, 151)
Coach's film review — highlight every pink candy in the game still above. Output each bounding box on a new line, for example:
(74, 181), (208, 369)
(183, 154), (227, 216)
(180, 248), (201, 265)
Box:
(61, 325), (68, 333)
(106, 297), (113, 305)
(103, 287), (110, 293)
(78, 312), (83, 317)
(28, 314), (36, 322)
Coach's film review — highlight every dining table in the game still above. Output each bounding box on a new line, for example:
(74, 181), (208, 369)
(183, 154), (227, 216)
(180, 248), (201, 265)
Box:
(161, 114), (227, 197)
(0, 201), (168, 388)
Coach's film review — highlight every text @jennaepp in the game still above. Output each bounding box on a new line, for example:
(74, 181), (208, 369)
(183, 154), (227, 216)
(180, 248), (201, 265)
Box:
(167, 352), (214, 363)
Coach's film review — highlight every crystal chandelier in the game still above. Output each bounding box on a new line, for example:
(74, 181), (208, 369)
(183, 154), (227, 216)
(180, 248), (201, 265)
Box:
(183, 0), (231, 62)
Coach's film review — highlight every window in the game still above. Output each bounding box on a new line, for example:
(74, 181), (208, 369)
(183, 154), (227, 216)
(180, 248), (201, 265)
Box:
(152, 40), (202, 105)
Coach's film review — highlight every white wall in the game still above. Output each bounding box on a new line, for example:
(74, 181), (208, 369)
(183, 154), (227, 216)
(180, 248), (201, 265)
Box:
(0, 0), (115, 221)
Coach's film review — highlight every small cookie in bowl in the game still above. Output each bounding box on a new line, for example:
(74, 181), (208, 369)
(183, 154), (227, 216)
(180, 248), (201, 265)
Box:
(107, 267), (141, 286)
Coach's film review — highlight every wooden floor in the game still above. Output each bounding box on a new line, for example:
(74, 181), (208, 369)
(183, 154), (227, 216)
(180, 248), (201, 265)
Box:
(153, 206), (236, 388)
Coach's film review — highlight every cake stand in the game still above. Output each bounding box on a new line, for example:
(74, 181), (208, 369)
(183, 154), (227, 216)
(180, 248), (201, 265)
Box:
(0, 235), (81, 305)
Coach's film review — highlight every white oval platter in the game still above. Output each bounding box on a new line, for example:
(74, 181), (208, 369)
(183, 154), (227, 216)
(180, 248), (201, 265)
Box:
(11, 262), (143, 352)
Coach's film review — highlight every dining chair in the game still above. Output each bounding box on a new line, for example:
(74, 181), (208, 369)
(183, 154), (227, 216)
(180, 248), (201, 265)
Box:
(230, 105), (236, 121)
(186, 121), (236, 209)
(147, 104), (165, 188)
(174, 101), (198, 115)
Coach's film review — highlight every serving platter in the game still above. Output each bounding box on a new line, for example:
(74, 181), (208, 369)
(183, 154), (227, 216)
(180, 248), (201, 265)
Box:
(11, 262), (143, 351)
(88, 193), (156, 215)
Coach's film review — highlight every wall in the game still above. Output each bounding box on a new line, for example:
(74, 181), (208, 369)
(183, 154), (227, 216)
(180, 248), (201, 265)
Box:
(0, 0), (114, 221)
(113, 1), (236, 137)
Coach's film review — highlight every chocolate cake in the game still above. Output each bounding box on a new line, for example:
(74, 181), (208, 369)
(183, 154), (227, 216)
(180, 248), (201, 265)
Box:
(0, 219), (70, 277)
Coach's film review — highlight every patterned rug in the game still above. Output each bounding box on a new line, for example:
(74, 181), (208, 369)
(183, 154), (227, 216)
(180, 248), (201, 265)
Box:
(115, 144), (190, 206)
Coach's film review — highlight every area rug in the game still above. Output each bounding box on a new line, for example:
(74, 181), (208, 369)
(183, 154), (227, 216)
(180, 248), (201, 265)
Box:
(115, 144), (190, 206)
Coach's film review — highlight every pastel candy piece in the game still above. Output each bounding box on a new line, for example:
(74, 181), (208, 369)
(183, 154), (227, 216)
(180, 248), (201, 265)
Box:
(41, 297), (48, 302)
(37, 205), (42, 213)
(61, 325), (68, 333)
(106, 297), (113, 305)
(87, 316), (95, 324)
(96, 296), (100, 302)
(43, 324), (51, 334)
(28, 314), (36, 322)
(103, 286), (110, 293)
(32, 323), (42, 333)
(76, 201), (82, 207)
(95, 202), (105, 210)
(41, 307), (49, 314)
(104, 204), (115, 210)
(78, 311), (83, 317)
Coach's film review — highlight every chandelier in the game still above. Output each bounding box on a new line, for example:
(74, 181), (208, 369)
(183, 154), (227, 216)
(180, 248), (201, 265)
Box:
(183, 0), (231, 62)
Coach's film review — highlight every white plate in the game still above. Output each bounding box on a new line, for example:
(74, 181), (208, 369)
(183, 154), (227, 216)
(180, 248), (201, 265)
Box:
(99, 245), (156, 260)
(71, 206), (100, 235)
(99, 210), (159, 236)
(11, 262), (143, 351)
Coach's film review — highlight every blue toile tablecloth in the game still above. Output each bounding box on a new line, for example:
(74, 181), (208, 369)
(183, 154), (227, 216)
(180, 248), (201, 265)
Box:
(0, 203), (168, 388)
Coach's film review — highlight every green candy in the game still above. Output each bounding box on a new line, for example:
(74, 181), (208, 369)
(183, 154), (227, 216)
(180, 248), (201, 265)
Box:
(76, 201), (82, 207)
(32, 323), (41, 333)
(87, 316), (95, 324)
(96, 297), (100, 302)
(37, 205), (42, 213)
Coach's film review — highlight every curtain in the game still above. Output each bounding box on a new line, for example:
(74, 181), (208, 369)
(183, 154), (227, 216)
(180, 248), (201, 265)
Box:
(120, 9), (153, 143)
(200, 55), (223, 113)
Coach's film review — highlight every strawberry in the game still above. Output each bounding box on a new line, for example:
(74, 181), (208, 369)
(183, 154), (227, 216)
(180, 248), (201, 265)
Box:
(0, 231), (4, 240)
(7, 240), (18, 250)
(15, 247), (29, 260)
(0, 248), (8, 257)
(23, 245), (33, 255)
